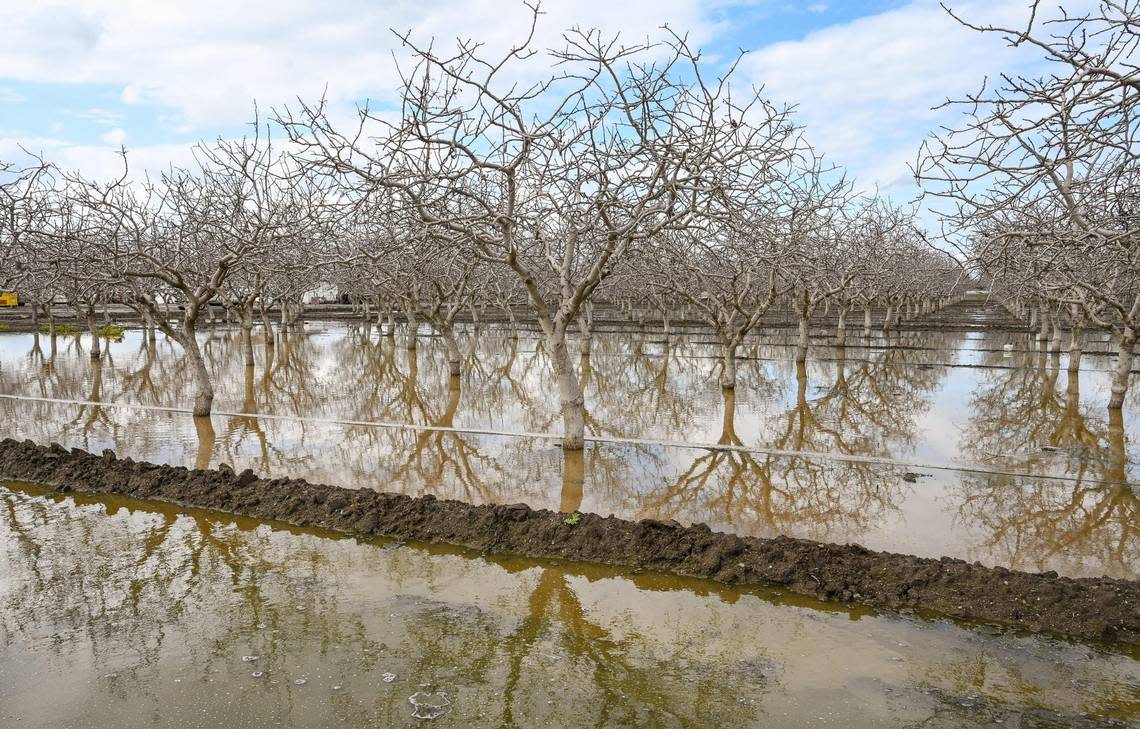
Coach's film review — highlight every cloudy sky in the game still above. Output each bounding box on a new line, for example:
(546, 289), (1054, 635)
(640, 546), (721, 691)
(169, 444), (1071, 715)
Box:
(0, 0), (1054, 208)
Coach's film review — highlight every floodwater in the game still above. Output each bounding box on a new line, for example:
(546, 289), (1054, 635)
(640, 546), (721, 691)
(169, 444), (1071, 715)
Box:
(0, 313), (1136, 579)
(1, 482), (1137, 728)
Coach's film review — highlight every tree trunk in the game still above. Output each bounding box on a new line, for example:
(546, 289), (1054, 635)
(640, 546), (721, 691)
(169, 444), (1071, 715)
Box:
(719, 386), (738, 443)
(142, 307), (157, 344)
(796, 315), (809, 363)
(261, 303), (275, 347)
(549, 326), (586, 451)
(505, 306), (517, 337)
(836, 308), (847, 347)
(440, 324), (461, 377)
(720, 340), (738, 389)
(404, 306), (418, 350)
(183, 328), (215, 416)
(1108, 328), (1136, 411)
(864, 306), (872, 337)
(1050, 316), (1062, 354)
(86, 307), (101, 359)
(241, 316), (255, 368)
(1068, 322), (1084, 373)
(883, 304), (894, 333)
(577, 311), (592, 356)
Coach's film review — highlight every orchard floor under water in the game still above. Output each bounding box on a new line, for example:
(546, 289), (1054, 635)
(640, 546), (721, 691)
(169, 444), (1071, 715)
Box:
(1, 481), (1137, 728)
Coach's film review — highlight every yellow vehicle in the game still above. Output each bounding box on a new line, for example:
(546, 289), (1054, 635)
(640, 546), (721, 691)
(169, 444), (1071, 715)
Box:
(0, 292), (17, 307)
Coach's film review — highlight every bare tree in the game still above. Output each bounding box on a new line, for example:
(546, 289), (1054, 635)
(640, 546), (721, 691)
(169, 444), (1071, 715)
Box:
(918, 1), (1140, 410)
(281, 6), (798, 449)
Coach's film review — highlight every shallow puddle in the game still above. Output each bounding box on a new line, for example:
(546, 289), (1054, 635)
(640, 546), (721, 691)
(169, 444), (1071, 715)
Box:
(0, 319), (1136, 579)
(0, 482), (1136, 728)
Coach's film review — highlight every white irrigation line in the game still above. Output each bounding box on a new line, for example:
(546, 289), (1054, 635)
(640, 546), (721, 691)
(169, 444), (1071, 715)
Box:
(1, 393), (1136, 488)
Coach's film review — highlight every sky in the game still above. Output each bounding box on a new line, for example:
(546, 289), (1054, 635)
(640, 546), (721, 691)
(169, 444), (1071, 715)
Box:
(0, 0), (1058, 214)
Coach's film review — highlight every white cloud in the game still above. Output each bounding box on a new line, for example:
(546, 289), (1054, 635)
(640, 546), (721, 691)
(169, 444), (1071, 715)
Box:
(102, 127), (127, 145)
(0, 135), (196, 180)
(0, 0), (720, 126)
(741, 0), (1091, 196)
(76, 107), (124, 126)
(0, 88), (26, 104)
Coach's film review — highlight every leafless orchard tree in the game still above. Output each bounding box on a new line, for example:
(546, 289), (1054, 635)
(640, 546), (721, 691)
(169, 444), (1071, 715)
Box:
(917, 1), (1140, 410)
(648, 226), (781, 389)
(63, 122), (329, 415)
(1, 156), (67, 334)
(280, 5), (799, 450)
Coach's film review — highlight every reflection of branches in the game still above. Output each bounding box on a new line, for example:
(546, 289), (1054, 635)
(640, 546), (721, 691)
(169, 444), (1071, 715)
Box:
(958, 357), (1139, 577)
(385, 376), (510, 504)
(0, 485), (770, 727)
(634, 333), (954, 540)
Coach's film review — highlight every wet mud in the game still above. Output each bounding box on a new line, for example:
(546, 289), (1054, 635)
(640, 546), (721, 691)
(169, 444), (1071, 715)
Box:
(1, 436), (1136, 646)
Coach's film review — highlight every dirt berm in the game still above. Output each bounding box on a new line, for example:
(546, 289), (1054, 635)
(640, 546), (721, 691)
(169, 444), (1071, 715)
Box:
(1, 437), (1136, 645)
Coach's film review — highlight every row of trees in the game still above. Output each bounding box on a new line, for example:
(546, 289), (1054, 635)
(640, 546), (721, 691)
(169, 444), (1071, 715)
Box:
(8, 4), (1122, 451)
(917, 0), (1140, 410)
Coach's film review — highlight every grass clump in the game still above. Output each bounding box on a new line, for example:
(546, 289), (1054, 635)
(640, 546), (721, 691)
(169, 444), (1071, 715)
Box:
(42, 323), (79, 334)
(97, 324), (125, 338)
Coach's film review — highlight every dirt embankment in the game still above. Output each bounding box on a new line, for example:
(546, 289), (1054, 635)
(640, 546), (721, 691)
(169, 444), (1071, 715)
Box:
(1, 437), (1136, 645)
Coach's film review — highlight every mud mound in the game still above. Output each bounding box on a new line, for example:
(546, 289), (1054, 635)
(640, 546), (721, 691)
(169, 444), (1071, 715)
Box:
(1, 437), (1136, 645)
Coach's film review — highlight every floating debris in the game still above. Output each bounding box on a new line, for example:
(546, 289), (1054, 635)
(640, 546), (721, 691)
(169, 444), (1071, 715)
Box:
(241, 655), (260, 662)
(901, 472), (932, 483)
(382, 672), (397, 683)
(294, 678), (307, 686)
(251, 671), (264, 678)
(409, 690), (451, 720)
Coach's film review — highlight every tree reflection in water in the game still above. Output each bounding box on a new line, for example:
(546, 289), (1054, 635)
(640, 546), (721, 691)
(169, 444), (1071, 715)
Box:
(0, 323), (1136, 578)
(958, 338), (1139, 578)
(1, 484), (1135, 728)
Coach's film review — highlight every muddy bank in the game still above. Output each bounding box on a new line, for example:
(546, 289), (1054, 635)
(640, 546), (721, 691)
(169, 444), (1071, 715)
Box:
(1, 437), (1136, 645)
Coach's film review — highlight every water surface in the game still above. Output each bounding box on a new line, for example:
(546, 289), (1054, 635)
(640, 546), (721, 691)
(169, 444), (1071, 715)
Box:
(0, 316), (1136, 578)
(1, 483), (1136, 728)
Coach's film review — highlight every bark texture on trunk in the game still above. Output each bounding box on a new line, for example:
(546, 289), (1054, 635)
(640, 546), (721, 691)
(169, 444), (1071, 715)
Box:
(720, 341), (738, 389)
(404, 308), (418, 350)
(796, 316), (809, 363)
(549, 327), (586, 451)
(183, 330), (215, 417)
(241, 321), (255, 368)
(1068, 325), (1084, 373)
(1109, 328), (1136, 410)
(86, 308), (101, 359)
(440, 325), (462, 377)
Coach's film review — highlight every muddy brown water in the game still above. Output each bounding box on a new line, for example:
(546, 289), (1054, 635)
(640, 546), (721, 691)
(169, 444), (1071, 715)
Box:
(0, 315), (1136, 580)
(1, 481), (1138, 728)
